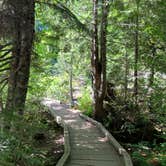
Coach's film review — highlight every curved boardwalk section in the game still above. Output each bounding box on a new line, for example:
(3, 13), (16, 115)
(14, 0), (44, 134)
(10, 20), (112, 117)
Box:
(42, 99), (132, 166)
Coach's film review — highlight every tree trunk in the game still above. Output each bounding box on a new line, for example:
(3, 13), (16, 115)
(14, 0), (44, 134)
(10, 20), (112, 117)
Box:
(69, 54), (74, 107)
(92, 0), (110, 121)
(91, 0), (99, 119)
(6, 0), (35, 113)
(149, 45), (156, 88)
(6, 20), (21, 110)
(148, 44), (156, 112)
(134, 2), (139, 107)
(124, 51), (129, 102)
(0, 96), (3, 112)
(100, 0), (109, 100)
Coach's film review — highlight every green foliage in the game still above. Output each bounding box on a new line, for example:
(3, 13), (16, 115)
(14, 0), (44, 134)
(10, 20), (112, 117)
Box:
(121, 121), (136, 135)
(149, 82), (166, 123)
(0, 103), (63, 166)
(132, 151), (149, 166)
(130, 141), (166, 166)
(46, 75), (70, 102)
(1, 0), (166, 165)
(77, 88), (93, 117)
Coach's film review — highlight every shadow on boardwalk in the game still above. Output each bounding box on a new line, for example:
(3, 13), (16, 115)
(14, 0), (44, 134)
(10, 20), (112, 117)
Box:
(42, 98), (131, 166)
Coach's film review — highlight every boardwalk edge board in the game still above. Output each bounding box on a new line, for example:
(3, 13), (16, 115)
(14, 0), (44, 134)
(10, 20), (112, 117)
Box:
(43, 104), (71, 166)
(50, 108), (71, 166)
(80, 113), (133, 166)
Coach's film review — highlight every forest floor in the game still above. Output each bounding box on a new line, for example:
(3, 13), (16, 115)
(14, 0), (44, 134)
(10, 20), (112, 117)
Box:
(33, 110), (64, 165)
(0, 104), (64, 166)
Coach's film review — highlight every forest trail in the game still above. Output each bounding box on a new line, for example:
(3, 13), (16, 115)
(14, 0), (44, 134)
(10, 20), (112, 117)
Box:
(42, 98), (131, 166)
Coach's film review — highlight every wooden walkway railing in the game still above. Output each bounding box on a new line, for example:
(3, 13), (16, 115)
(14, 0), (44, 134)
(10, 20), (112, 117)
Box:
(42, 98), (133, 166)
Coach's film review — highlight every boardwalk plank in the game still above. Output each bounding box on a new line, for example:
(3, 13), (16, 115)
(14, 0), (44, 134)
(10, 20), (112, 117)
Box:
(42, 99), (127, 166)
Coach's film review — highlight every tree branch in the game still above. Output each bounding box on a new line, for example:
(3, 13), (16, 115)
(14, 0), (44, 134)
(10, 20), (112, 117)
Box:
(0, 43), (12, 50)
(0, 56), (13, 62)
(0, 60), (11, 68)
(0, 49), (12, 59)
(0, 67), (10, 72)
(0, 77), (8, 85)
(36, 0), (90, 35)
(0, 80), (8, 93)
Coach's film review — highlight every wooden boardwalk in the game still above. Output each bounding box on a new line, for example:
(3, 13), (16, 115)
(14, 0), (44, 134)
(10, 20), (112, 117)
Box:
(42, 99), (132, 166)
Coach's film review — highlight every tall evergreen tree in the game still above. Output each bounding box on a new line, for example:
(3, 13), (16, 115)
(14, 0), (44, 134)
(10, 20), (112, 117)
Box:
(3, 0), (35, 113)
(91, 0), (110, 121)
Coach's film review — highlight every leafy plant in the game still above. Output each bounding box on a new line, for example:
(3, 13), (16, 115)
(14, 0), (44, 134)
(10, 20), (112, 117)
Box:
(0, 103), (63, 166)
(77, 88), (93, 117)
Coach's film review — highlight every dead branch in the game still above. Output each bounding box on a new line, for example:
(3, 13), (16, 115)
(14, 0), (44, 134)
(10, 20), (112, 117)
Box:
(0, 80), (8, 92)
(0, 56), (13, 62)
(0, 43), (12, 50)
(0, 67), (10, 72)
(0, 77), (8, 85)
(0, 60), (11, 68)
(0, 49), (12, 59)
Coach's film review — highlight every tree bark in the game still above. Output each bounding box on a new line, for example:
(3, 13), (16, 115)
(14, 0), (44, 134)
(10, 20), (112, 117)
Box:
(69, 54), (74, 107)
(92, 0), (110, 121)
(148, 44), (156, 112)
(6, 0), (35, 113)
(149, 44), (156, 88)
(91, 0), (99, 119)
(124, 51), (129, 102)
(134, 2), (139, 107)
(6, 20), (21, 110)
(0, 96), (3, 112)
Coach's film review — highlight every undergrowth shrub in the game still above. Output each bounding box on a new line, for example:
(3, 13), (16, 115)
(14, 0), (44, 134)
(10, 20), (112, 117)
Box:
(0, 103), (63, 166)
(77, 89), (93, 117)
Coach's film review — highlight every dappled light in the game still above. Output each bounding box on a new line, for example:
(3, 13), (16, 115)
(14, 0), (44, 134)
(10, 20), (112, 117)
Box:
(43, 98), (125, 166)
(0, 0), (165, 165)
